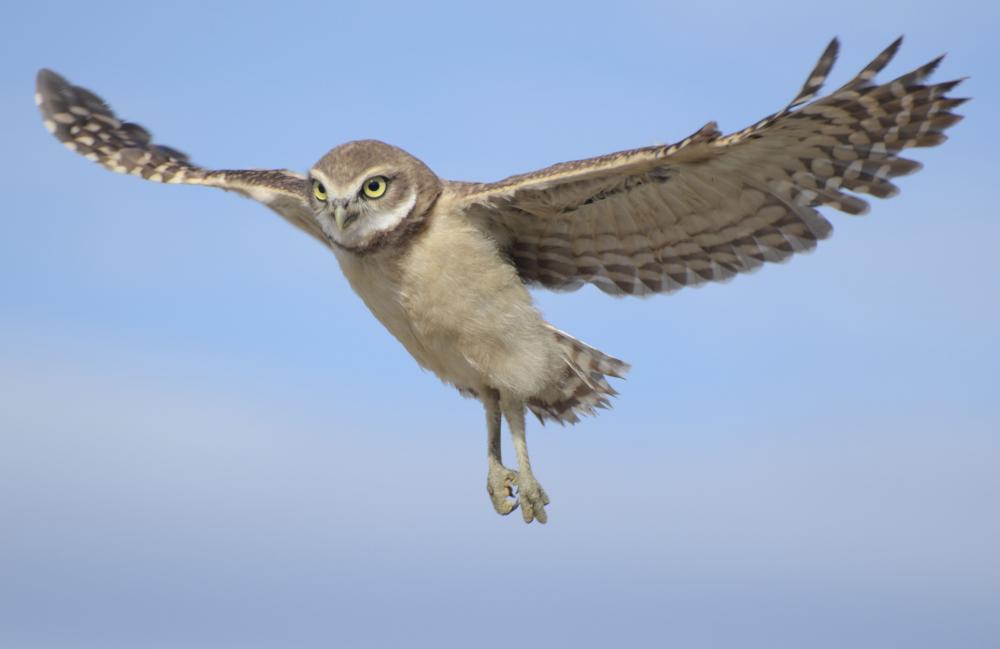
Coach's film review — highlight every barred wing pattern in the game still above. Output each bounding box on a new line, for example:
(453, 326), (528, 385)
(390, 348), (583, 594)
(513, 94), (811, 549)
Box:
(35, 70), (325, 246)
(458, 38), (966, 296)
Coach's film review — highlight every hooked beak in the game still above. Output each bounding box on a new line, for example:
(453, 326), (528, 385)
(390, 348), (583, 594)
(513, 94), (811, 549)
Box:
(333, 203), (354, 232)
(334, 204), (349, 231)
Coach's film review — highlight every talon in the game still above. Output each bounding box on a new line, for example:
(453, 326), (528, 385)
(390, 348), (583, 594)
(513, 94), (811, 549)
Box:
(515, 474), (549, 524)
(487, 463), (519, 516)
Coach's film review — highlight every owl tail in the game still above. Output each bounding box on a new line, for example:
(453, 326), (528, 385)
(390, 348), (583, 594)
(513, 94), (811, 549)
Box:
(527, 325), (630, 425)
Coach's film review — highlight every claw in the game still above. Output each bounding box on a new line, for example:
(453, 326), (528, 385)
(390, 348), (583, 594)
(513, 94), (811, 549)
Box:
(487, 462), (519, 516)
(486, 460), (550, 523)
(516, 474), (549, 524)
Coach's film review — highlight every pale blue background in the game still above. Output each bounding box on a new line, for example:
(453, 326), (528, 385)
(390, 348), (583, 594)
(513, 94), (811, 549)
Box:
(1, 1), (997, 647)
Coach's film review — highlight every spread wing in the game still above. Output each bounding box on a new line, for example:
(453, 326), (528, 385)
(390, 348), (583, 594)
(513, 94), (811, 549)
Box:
(35, 69), (326, 247)
(456, 38), (967, 296)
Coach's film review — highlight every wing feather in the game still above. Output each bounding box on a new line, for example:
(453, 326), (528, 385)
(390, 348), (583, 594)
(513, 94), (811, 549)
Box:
(456, 38), (966, 296)
(36, 69), (326, 247)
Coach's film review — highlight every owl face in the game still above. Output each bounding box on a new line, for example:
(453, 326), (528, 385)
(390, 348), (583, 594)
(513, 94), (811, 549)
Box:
(309, 140), (442, 252)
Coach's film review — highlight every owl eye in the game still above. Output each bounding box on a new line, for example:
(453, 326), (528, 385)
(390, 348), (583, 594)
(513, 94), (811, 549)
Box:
(361, 176), (388, 199)
(313, 180), (327, 201)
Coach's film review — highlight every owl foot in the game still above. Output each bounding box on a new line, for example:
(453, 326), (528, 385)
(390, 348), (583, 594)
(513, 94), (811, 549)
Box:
(487, 461), (519, 515)
(515, 473), (550, 524)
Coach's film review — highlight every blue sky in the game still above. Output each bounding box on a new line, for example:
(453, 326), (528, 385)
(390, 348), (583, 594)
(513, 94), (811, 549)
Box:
(1, 1), (997, 647)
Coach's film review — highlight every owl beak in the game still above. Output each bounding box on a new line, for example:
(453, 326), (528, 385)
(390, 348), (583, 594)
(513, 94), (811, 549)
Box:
(333, 204), (351, 231)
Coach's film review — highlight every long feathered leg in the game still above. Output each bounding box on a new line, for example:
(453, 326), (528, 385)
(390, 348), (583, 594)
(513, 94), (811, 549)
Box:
(500, 394), (550, 524)
(484, 389), (518, 515)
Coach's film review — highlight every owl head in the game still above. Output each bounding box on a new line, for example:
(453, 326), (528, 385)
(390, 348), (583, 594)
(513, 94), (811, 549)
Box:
(308, 140), (442, 252)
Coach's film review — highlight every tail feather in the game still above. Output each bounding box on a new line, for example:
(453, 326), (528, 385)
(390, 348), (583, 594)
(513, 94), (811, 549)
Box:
(527, 326), (630, 425)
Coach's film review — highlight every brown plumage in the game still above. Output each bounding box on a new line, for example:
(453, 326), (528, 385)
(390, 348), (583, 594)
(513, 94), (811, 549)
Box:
(458, 37), (965, 297)
(35, 37), (965, 523)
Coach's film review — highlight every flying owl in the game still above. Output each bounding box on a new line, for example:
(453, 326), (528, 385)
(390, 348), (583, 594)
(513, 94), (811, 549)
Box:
(36, 38), (965, 523)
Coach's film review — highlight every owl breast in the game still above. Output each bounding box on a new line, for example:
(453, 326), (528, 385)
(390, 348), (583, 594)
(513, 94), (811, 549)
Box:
(333, 205), (562, 399)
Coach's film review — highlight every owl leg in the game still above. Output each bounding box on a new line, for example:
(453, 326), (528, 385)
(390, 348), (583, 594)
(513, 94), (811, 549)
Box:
(484, 389), (518, 516)
(500, 395), (550, 524)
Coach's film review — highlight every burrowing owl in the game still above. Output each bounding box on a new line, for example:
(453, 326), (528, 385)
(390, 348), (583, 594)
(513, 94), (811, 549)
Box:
(36, 38), (965, 523)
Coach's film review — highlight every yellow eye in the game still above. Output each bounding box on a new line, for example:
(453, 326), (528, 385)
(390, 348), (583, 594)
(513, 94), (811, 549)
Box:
(313, 180), (327, 201)
(361, 176), (388, 199)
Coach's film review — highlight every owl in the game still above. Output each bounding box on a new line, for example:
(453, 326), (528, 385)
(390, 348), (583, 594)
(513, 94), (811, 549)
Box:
(36, 38), (965, 523)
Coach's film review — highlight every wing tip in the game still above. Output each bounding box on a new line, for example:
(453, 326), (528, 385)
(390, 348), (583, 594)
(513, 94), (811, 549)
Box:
(36, 67), (65, 90)
(886, 34), (905, 58)
(35, 68), (66, 108)
(824, 36), (841, 59)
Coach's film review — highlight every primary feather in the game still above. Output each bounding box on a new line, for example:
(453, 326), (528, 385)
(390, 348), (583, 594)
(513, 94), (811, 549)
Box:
(457, 37), (966, 296)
